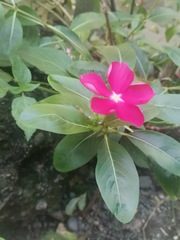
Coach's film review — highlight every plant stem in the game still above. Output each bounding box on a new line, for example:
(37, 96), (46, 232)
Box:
(52, 0), (73, 22)
(130, 0), (136, 14)
(38, 86), (57, 94)
(110, 0), (116, 11)
(166, 86), (180, 91)
(100, 0), (114, 45)
(36, 1), (69, 26)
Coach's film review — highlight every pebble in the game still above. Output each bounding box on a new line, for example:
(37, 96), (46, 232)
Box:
(139, 176), (153, 189)
(67, 216), (78, 231)
(35, 199), (47, 210)
(49, 210), (64, 221)
(173, 236), (179, 240)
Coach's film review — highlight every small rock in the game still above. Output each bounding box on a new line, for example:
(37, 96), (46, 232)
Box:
(67, 216), (78, 231)
(139, 176), (153, 189)
(173, 236), (179, 240)
(35, 199), (47, 210)
(56, 223), (67, 233)
(33, 132), (45, 146)
(49, 210), (64, 221)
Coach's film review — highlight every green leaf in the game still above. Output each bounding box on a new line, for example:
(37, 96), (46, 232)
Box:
(65, 193), (87, 215)
(20, 83), (39, 92)
(109, 12), (135, 25)
(17, 5), (40, 26)
(71, 12), (105, 33)
(10, 54), (31, 84)
(177, 0), (180, 11)
(0, 14), (23, 56)
(18, 47), (72, 75)
(23, 26), (40, 47)
(97, 43), (136, 69)
(74, 0), (100, 16)
(9, 84), (39, 95)
(40, 92), (91, 116)
(149, 7), (178, 25)
(54, 132), (100, 172)
(67, 60), (107, 78)
(140, 104), (160, 122)
(0, 79), (9, 98)
(41, 231), (77, 240)
(150, 79), (164, 95)
(48, 75), (92, 99)
(127, 130), (180, 176)
(165, 26), (177, 42)
(77, 193), (87, 211)
(165, 47), (180, 67)
(20, 104), (92, 134)
(149, 159), (180, 200)
(51, 25), (91, 58)
(120, 137), (149, 168)
(130, 43), (149, 79)
(65, 197), (80, 215)
(0, 3), (4, 21)
(96, 136), (139, 223)
(0, 70), (12, 82)
(48, 75), (93, 114)
(151, 94), (180, 124)
(12, 95), (36, 140)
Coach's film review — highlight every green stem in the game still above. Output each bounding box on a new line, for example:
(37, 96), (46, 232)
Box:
(52, 0), (73, 22)
(130, 0), (136, 14)
(31, 81), (50, 86)
(100, 0), (114, 45)
(38, 86), (57, 94)
(36, 1), (69, 26)
(109, 0), (116, 11)
(166, 86), (180, 91)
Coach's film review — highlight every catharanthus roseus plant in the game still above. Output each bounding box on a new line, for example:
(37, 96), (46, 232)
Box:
(20, 60), (180, 223)
(1, 0), (180, 225)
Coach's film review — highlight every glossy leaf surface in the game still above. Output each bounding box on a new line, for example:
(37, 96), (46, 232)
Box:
(149, 159), (180, 200)
(18, 47), (72, 75)
(20, 104), (92, 134)
(128, 130), (180, 176)
(151, 94), (180, 124)
(97, 44), (136, 69)
(54, 132), (100, 172)
(165, 47), (180, 67)
(12, 95), (36, 140)
(96, 136), (139, 223)
(71, 12), (105, 32)
(10, 54), (31, 84)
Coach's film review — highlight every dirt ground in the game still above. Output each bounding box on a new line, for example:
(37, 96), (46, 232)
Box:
(1, 170), (180, 240)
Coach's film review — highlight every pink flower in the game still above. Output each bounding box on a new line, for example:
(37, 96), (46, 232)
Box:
(80, 62), (155, 127)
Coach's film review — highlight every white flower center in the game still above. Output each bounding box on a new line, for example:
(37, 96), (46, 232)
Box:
(111, 92), (122, 103)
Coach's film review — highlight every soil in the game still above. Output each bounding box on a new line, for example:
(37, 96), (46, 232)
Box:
(0, 95), (180, 240)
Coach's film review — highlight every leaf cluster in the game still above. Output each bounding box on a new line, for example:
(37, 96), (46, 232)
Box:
(0, 0), (180, 224)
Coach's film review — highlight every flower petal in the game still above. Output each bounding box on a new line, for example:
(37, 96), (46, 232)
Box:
(116, 101), (144, 127)
(107, 62), (134, 94)
(91, 97), (116, 115)
(80, 73), (111, 97)
(122, 83), (155, 105)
